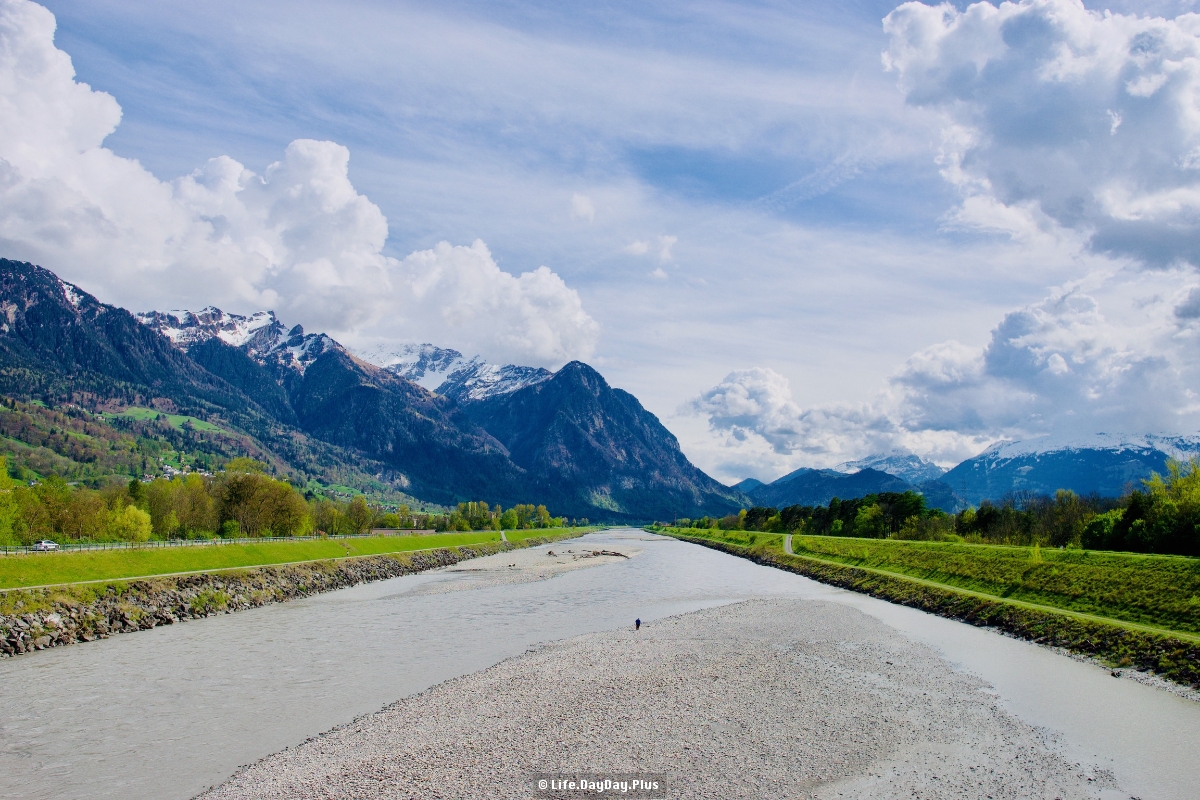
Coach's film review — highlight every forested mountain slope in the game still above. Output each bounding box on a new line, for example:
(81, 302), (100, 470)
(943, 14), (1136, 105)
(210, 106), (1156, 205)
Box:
(461, 362), (744, 519)
(2, 259), (734, 519)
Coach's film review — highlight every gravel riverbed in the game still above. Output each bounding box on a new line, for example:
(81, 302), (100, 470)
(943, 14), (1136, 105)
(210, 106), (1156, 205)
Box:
(201, 598), (1121, 800)
(403, 544), (642, 596)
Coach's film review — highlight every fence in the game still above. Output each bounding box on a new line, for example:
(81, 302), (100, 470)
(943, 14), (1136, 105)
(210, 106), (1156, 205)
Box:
(0, 529), (438, 556)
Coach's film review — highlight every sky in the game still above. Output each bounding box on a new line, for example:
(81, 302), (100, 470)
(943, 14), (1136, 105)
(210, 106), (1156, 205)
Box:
(3, 0), (1200, 483)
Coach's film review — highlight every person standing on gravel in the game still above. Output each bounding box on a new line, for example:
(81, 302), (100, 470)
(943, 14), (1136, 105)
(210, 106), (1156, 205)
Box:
(635, 618), (641, 631)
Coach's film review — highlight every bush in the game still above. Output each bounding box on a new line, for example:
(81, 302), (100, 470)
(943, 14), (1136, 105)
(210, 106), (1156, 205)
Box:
(108, 505), (152, 542)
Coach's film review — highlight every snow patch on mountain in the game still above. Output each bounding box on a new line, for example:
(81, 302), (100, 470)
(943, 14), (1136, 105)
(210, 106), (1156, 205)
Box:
(61, 281), (84, 309)
(354, 343), (470, 391)
(138, 307), (284, 352)
(437, 361), (552, 402)
(832, 453), (947, 484)
(138, 307), (336, 375)
(353, 342), (550, 401)
(140, 308), (553, 398)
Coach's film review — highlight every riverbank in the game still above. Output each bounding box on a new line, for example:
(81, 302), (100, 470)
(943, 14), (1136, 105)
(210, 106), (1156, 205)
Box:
(202, 598), (1117, 800)
(0, 528), (601, 589)
(671, 531), (1200, 688)
(0, 533), (580, 658)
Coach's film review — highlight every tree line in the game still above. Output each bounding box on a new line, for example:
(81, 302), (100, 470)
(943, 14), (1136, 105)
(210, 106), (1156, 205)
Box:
(679, 459), (1200, 557)
(0, 457), (579, 546)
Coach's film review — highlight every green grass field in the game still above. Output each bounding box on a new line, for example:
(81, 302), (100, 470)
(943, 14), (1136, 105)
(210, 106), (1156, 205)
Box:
(506, 528), (581, 543)
(101, 407), (225, 433)
(667, 527), (1200, 637)
(0, 532), (503, 589)
(0, 528), (598, 589)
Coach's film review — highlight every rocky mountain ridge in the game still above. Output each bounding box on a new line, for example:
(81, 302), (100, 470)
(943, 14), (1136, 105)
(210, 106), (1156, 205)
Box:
(743, 432), (1200, 510)
(831, 453), (946, 484)
(941, 433), (1200, 505)
(2, 259), (737, 520)
(352, 342), (552, 401)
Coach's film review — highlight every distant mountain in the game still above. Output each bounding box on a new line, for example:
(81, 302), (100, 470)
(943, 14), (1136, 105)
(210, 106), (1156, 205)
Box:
(832, 453), (947, 484)
(943, 433), (1200, 505)
(746, 467), (914, 508)
(0, 260), (416, 492)
(458, 361), (744, 519)
(131, 291), (737, 519)
(736, 462), (964, 513)
(136, 307), (286, 353)
(0, 261), (270, 425)
(353, 343), (551, 402)
(139, 309), (539, 505)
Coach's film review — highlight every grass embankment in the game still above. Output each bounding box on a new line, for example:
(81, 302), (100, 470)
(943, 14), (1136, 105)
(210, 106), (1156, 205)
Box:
(663, 527), (1200, 687)
(0, 528), (598, 590)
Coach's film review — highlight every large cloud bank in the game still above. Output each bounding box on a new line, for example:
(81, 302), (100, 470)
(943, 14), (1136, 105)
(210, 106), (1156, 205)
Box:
(0, 0), (596, 367)
(691, 0), (1200, 476)
(692, 271), (1200, 472)
(884, 0), (1200, 264)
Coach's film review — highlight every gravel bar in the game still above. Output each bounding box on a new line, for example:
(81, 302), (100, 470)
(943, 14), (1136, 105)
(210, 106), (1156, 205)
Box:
(201, 598), (1120, 799)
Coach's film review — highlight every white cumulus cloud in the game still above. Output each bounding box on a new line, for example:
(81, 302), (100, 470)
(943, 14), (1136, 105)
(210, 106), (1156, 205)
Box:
(883, 0), (1200, 268)
(683, 0), (1200, 480)
(0, 0), (597, 368)
(688, 269), (1200, 474)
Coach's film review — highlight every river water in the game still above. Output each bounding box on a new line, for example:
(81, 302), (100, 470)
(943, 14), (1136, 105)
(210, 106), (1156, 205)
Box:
(1, 530), (1197, 800)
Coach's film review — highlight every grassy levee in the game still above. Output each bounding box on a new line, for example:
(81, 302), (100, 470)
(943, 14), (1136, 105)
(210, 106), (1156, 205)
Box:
(0, 529), (602, 590)
(787, 534), (1200, 636)
(2, 529), (595, 655)
(505, 526), (605, 543)
(661, 527), (1200, 688)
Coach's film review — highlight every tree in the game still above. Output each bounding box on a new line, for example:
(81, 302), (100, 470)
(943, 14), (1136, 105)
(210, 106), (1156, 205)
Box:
(347, 495), (372, 534)
(0, 456), (17, 545)
(225, 457), (268, 474)
(743, 507), (778, 531)
(108, 505), (152, 542)
(852, 503), (887, 538)
(499, 507), (518, 530)
(220, 473), (308, 537)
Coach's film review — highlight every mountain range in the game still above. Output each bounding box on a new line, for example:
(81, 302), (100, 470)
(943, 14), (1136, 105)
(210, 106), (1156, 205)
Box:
(5, 257), (1197, 520)
(0, 259), (742, 521)
(831, 453), (946, 484)
(941, 433), (1200, 505)
(741, 434), (1200, 512)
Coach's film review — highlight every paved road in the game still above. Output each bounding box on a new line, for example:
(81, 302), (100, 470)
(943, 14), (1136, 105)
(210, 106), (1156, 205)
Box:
(784, 533), (793, 555)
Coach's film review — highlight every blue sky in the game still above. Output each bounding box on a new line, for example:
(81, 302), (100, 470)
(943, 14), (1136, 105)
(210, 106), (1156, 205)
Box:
(5, 0), (1200, 481)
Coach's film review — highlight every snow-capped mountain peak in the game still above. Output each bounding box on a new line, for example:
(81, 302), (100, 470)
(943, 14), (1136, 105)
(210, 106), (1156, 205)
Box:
(354, 343), (472, 391)
(438, 361), (552, 402)
(832, 453), (948, 484)
(352, 342), (550, 401)
(139, 307), (552, 399)
(137, 307), (285, 353)
(137, 307), (335, 375)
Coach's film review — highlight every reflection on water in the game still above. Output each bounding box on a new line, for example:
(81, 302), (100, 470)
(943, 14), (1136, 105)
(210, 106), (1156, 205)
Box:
(0, 530), (1196, 800)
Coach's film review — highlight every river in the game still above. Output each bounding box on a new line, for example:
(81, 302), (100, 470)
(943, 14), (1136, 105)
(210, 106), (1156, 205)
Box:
(1, 530), (1197, 799)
